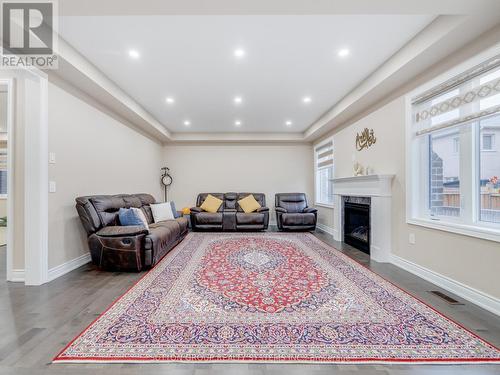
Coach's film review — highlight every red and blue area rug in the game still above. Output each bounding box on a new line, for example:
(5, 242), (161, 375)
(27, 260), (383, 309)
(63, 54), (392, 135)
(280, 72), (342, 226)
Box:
(54, 233), (500, 364)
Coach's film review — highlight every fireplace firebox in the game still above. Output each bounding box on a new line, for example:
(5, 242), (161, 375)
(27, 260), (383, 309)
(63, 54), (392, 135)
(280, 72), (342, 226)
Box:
(343, 199), (370, 254)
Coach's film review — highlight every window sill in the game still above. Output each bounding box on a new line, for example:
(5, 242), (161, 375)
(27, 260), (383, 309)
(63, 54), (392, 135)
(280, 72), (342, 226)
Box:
(315, 203), (334, 209)
(407, 217), (500, 243)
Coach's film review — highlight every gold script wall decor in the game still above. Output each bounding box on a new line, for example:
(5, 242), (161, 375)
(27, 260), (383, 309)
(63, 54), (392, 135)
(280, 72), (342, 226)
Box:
(356, 128), (377, 151)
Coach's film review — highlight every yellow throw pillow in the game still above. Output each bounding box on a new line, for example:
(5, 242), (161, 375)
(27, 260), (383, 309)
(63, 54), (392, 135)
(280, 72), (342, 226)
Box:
(200, 194), (223, 213)
(238, 194), (261, 213)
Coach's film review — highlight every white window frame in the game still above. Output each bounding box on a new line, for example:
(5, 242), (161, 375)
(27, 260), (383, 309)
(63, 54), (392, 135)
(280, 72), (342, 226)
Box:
(481, 133), (495, 151)
(314, 137), (334, 208)
(405, 43), (500, 243)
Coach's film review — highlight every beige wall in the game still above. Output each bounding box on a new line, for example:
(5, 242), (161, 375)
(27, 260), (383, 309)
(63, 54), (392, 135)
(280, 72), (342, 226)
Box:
(47, 81), (164, 269)
(315, 96), (500, 299)
(163, 143), (314, 220)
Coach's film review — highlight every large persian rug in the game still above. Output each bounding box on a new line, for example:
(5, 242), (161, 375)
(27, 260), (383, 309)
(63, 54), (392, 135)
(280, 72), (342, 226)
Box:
(54, 233), (500, 364)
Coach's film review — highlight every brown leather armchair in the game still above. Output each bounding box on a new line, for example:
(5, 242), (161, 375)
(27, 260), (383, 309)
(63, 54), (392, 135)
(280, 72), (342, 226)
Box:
(76, 194), (188, 271)
(275, 193), (317, 231)
(191, 193), (269, 231)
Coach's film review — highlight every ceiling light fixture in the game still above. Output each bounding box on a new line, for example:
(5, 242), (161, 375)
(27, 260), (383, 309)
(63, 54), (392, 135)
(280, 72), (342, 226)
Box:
(183, 120), (191, 126)
(235, 120), (242, 126)
(302, 96), (312, 104)
(128, 49), (140, 59)
(285, 121), (292, 126)
(234, 48), (246, 58)
(338, 48), (350, 57)
(233, 96), (243, 104)
(165, 97), (175, 104)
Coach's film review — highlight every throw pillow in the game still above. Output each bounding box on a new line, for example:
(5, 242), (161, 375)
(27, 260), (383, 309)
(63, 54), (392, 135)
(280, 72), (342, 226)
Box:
(238, 194), (261, 213)
(150, 202), (175, 222)
(118, 207), (149, 230)
(169, 201), (181, 218)
(200, 194), (223, 213)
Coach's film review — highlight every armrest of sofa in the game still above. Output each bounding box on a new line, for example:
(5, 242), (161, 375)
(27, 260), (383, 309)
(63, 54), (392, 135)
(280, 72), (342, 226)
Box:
(275, 207), (288, 213)
(190, 207), (203, 213)
(256, 207), (269, 212)
(303, 207), (318, 214)
(96, 225), (148, 237)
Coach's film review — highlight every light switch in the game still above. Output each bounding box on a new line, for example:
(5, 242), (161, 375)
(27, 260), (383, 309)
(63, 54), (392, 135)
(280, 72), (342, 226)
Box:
(49, 181), (56, 193)
(49, 152), (56, 164)
(409, 233), (416, 245)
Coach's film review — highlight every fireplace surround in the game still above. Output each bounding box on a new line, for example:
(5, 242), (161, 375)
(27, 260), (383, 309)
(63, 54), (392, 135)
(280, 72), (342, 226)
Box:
(331, 174), (394, 262)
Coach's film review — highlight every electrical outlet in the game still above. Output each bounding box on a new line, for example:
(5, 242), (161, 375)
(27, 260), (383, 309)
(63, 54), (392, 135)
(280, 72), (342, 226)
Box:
(409, 233), (416, 245)
(49, 181), (56, 193)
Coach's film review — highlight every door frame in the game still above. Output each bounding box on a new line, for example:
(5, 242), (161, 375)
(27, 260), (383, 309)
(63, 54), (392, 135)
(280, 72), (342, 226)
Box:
(0, 78), (15, 282)
(23, 69), (49, 285)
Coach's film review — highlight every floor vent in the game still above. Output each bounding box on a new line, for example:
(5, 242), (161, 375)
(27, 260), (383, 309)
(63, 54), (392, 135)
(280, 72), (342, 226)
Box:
(428, 290), (464, 305)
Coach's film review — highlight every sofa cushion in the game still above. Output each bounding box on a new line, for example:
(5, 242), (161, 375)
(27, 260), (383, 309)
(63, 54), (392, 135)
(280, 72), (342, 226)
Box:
(236, 212), (265, 225)
(275, 193), (308, 213)
(282, 212), (316, 226)
(195, 212), (223, 225)
(151, 202), (176, 222)
(238, 194), (261, 213)
(97, 225), (148, 237)
(200, 194), (223, 213)
(147, 221), (181, 246)
(118, 207), (149, 230)
(175, 216), (189, 234)
(236, 193), (266, 212)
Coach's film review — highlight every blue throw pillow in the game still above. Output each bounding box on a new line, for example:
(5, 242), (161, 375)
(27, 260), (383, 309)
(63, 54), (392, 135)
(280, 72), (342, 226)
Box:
(169, 201), (181, 218)
(119, 207), (149, 230)
(170, 201), (181, 219)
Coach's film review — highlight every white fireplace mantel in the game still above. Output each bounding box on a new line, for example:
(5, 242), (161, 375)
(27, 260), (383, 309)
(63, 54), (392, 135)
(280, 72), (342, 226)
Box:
(330, 174), (395, 263)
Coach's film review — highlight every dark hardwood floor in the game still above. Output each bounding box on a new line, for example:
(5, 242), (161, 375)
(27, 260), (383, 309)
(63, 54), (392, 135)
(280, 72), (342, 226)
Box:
(0, 229), (499, 374)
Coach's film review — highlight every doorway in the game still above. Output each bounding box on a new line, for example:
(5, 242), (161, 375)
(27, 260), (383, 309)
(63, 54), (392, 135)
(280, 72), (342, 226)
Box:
(0, 80), (13, 282)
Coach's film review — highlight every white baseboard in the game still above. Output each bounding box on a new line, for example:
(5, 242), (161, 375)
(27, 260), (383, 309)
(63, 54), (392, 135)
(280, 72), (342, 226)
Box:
(316, 223), (335, 236)
(10, 269), (25, 282)
(48, 253), (91, 282)
(391, 254), (500, 316)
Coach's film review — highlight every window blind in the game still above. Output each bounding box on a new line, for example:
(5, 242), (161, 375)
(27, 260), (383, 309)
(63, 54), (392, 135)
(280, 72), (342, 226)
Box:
(412, 54), (500, 136)
(315, 141), (333, 169)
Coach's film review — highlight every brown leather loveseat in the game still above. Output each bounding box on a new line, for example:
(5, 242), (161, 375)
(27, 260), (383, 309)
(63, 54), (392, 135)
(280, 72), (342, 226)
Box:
(75, 193), (188, 271)
(190, 193), (269, 231)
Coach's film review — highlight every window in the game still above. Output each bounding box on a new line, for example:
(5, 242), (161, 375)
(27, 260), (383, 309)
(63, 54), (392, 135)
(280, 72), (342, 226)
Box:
(407, 51), (500, 241)
(479, 119), (500, 223)
(428, 128), (461, 218)
(314, 139), (333, 206)
(481, 133), (494, 151)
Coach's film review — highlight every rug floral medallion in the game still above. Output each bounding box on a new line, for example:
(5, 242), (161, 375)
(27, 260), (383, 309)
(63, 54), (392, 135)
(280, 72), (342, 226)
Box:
(54, 233), (500, 363)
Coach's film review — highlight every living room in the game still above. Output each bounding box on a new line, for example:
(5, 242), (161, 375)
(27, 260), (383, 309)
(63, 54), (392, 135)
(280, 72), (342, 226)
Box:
(0, 1), (499, 373)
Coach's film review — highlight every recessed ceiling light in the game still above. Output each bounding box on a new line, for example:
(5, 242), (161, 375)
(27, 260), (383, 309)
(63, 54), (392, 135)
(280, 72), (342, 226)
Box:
(234, 96), (243, 104)
(165, 97), (175, 104)
(302, 96), (312, 103)
(338, 48), (350, 57)
(235, 120), (242, 126)
(234, 48), (246, 58)
(285, 121), (292, 126)
(183, 120), (191, 126)
(128, 49), (140, 59)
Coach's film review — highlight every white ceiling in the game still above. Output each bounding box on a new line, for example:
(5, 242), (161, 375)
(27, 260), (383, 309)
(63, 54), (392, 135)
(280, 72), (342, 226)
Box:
(59, 15), (434, 133)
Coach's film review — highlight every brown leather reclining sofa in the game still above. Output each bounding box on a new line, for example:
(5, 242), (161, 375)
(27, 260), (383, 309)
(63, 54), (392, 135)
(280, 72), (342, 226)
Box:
(190, 193), (269, 231)
(75, 193), (188, 271)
